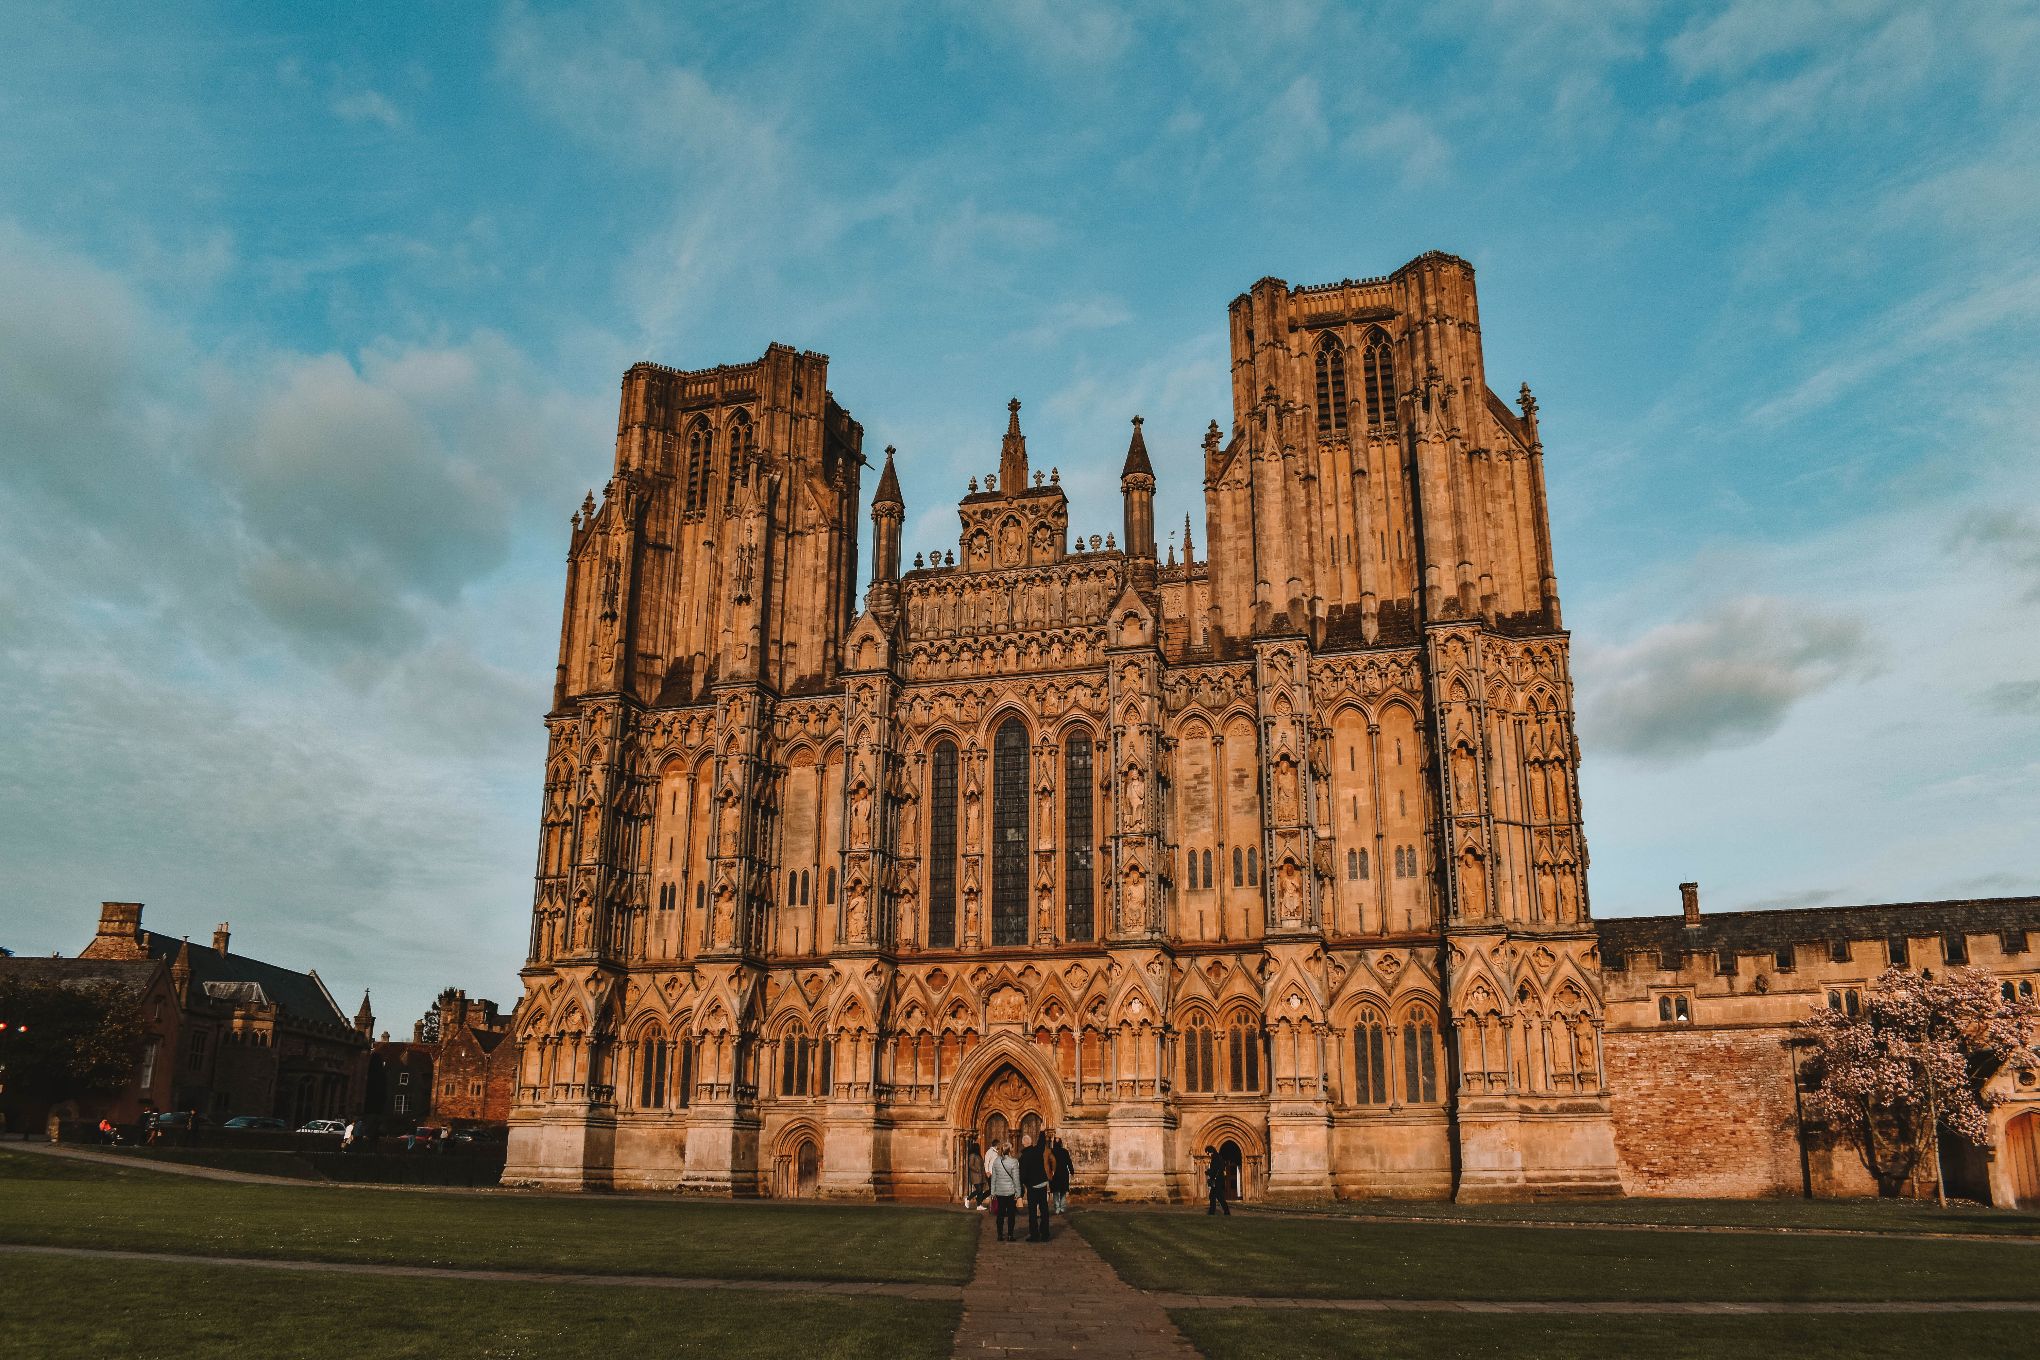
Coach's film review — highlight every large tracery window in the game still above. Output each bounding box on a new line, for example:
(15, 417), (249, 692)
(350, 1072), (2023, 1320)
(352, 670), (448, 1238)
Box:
(1361, 326), (1396, 428)
(1064, 732), (1095, 941)
(683, 417), (713, 514)
(927, 742), (959, 948)
(1314, 333), (1348, 436)
(991, 719), (1029, 945)
(1226, 1012), (1262, 1093)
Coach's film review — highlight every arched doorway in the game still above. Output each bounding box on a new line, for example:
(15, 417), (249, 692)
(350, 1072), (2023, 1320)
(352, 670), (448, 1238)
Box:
(2007, 1111), (2040, 1209)
(957, 1061), (1048, 1200)
(774, 1131), (822, 1198)
(1219, 1140), (1245, 1202)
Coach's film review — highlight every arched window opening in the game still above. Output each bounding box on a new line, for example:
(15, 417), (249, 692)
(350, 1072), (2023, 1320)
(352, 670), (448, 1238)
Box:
(1064, 732), (1095, 941)
(928, 742), (959, 948)
(1346, 848), (1359, 880)
(1232, 847), (1244, 887)
(1182, 1017), (1217, 1093)
(1201, 848), (1213, 890)
(826, 867), (837, 903)
(1314, 333), (1348, 436)
(675, 1038), (693, 1107)
(1402, 1012), (1439, 1102)
(638, 1035), (668, 1109)
(800, 870), (810, 906)
(1353, 1009), (1387, 1105)
(728, 410), (756, 460)
(683, 418), (714, 514)
(787, 875), (799, 907)
(1361, 326), (1396, 428)
(1247, 846), (1259, 886)
(781, 1029), (818, 1097)
(1226, 1014), (1262, 1092)
(1357, 848), (1370, 880)
(991, 719), (1029, 945)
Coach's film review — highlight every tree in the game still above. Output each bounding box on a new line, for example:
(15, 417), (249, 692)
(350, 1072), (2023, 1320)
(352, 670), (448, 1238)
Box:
(415, 986), (460, 1045)
(1798, 966), (2037, 1200)
(0, 976), (146, 1111)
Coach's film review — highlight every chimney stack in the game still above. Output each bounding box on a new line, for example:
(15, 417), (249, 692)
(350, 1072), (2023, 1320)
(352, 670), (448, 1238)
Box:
(212, 923), (231, 954)
(82, 902), (146, 961)
(1680, 882), (1700, 926)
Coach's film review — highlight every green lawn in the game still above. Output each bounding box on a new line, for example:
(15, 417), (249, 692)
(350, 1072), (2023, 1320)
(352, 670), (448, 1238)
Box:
(1259, 1195), (2040, 1237)
(1076, 1211), (2040, 1302)
(1172, 1309), (2040, 1360)
(0, 1252), (958, 1360)
(0, 1147), (975, 1284)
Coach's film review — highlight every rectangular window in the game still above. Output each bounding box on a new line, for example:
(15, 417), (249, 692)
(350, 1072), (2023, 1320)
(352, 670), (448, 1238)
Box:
(1716, 950), (1738, 976)
(1888, 935), (1910, 966)
(1658, 946), (1680, 971)
(1944, 933), (1969, 966)
(139, 1039), (158, 1089)
(2002, 930), (2029, 956)
(1355, 1026), (1387, 1105)
(186, 1032), (208, 1063)
(1829, 939), (1851, 964)
(928, 745), (959, 948)
(395, 1094), (408, 1114)
(1773, 946), (1795, 973)
(398, 1072), (410, 1086)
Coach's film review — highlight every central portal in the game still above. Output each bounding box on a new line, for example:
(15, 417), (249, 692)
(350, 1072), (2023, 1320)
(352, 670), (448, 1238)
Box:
(973, 1063), (1045, 1148)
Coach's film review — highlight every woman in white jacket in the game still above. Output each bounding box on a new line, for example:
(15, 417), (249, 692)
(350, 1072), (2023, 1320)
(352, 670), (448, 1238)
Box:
(987, 1141), (1024, 1242)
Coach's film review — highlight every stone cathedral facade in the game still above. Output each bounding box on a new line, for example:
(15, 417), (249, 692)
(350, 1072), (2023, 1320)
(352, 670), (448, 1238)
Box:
(505, 251), (1625, 1201)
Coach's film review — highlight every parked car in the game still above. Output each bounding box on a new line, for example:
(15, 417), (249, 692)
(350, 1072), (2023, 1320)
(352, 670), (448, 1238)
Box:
(402, 1125), (447, 1152)
(222, 1116), (288, 1131)
(148, 1111), (211, 1130)
(296, 1119), (346, 1135)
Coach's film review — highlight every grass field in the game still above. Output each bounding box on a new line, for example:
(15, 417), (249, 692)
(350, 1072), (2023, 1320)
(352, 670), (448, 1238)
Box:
(1258, 1195), (2040, 1237)
(1171, 1309), (2040, 1360)
(1075, 1211), (2040, 1302)
(0, 1146), (975, 1284)
(0, 1252), (959, 1360)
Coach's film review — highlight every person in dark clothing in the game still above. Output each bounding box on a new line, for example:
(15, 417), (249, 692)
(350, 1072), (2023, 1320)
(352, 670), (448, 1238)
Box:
(1049, 1135), (1072, 1213)
(1204, 1145), (1231, 1216)
(1017, 1133), (1051, 1241)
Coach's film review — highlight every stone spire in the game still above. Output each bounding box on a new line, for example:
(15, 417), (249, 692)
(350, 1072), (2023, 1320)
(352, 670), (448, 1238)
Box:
(355, 989), (375, 1036)
(998, 398), (1028, 493)
(1120, 416), (1156, 561)
(1182, 513), (1195, 565)
(870, 445), (904, 586)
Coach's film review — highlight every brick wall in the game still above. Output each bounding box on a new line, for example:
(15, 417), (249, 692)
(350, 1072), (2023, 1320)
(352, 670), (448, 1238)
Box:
(1605, 1026), (1806, 1197)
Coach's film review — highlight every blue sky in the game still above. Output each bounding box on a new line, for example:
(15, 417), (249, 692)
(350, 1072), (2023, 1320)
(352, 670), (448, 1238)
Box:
(4, 1), (2039, 1033)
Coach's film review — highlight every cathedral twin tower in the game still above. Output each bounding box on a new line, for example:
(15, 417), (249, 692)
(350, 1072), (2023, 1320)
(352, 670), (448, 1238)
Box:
(507, 251), (1620, 1201)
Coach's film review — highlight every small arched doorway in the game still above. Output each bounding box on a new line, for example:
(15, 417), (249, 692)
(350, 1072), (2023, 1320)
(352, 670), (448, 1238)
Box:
(2007, 1111), (2040, 1209)
(957, 1059), (1051, 1199)
(1218, 1140), (1245, 1202)
(795, 1138), (821, 1198)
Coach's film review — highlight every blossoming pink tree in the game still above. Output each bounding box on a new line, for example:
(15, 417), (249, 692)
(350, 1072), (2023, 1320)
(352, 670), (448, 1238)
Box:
(1798, 966), (2036, 1201)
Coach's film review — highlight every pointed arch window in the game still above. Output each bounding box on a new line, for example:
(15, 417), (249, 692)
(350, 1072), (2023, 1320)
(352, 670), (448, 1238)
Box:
(991, 719), (1029, 946)
(1353, 1008), (1387, 1105)
(1361, 327), (1396, 428)
(927, 742), (959, 948)
(1182, 1016), (1217, 1093)
(1201, 849), (1213, 890)
(684, 417), (714, 514)
(1226, 1012), (1262, 1092)
(1314, 333), (1348, 436)
(1063, 731), (1095, 941)
(1402, 1010), (1440, 1103)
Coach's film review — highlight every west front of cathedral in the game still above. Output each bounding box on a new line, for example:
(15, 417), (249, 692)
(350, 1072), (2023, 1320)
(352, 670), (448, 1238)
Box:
(506, 251), (1626, 1202)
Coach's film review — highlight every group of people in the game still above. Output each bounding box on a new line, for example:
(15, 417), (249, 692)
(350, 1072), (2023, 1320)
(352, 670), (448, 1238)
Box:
(970, 1130), (1072, 1242)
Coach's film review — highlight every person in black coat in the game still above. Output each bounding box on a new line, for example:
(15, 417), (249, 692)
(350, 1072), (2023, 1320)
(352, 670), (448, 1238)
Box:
(1048, 1135), (1072, 1213)
(1204, 1145), (1231, 1216)
(1017, 1133), (1052, 1241)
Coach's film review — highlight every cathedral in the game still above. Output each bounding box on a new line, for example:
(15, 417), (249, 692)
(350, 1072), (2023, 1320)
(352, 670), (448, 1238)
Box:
(501, 251), (2040, 1205)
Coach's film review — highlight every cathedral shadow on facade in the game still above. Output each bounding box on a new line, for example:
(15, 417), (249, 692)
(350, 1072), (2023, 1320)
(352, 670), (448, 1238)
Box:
(504, 253), (2040, 1205)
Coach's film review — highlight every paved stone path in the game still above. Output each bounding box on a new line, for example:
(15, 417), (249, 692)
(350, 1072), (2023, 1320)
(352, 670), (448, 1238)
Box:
(951, 1210), (1202, 1359)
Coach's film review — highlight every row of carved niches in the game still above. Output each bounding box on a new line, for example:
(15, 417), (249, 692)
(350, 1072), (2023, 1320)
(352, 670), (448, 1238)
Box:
(901, 560), (1122, 639)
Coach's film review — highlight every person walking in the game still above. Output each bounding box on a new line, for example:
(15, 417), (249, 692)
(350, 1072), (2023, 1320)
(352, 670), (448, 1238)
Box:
(1204, 1145), (1231, 1216)
(988, 1141), (1023, 1242)
(979, 1135), (1000, 1210)
(1018, 1132), (1052, 1241)
(1049, 1135), (1072, 1213)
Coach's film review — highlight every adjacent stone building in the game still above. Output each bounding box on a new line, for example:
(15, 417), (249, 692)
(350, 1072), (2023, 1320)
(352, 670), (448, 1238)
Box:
(1600, 886), (2040, 1209)
(503, 252), (2039, 1205)
(19, 902), (373, 1126)
(426, 990), (519, 1125)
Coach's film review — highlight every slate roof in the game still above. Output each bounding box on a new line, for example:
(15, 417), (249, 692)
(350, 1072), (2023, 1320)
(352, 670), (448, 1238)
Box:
(1597, 896), (2040, 959)
(138, 931), (349, 1029)
(0, 956), (163, 999)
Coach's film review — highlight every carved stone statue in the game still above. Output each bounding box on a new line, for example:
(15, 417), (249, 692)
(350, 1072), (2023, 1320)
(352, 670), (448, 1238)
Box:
(1276, 863), (1304, 924)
